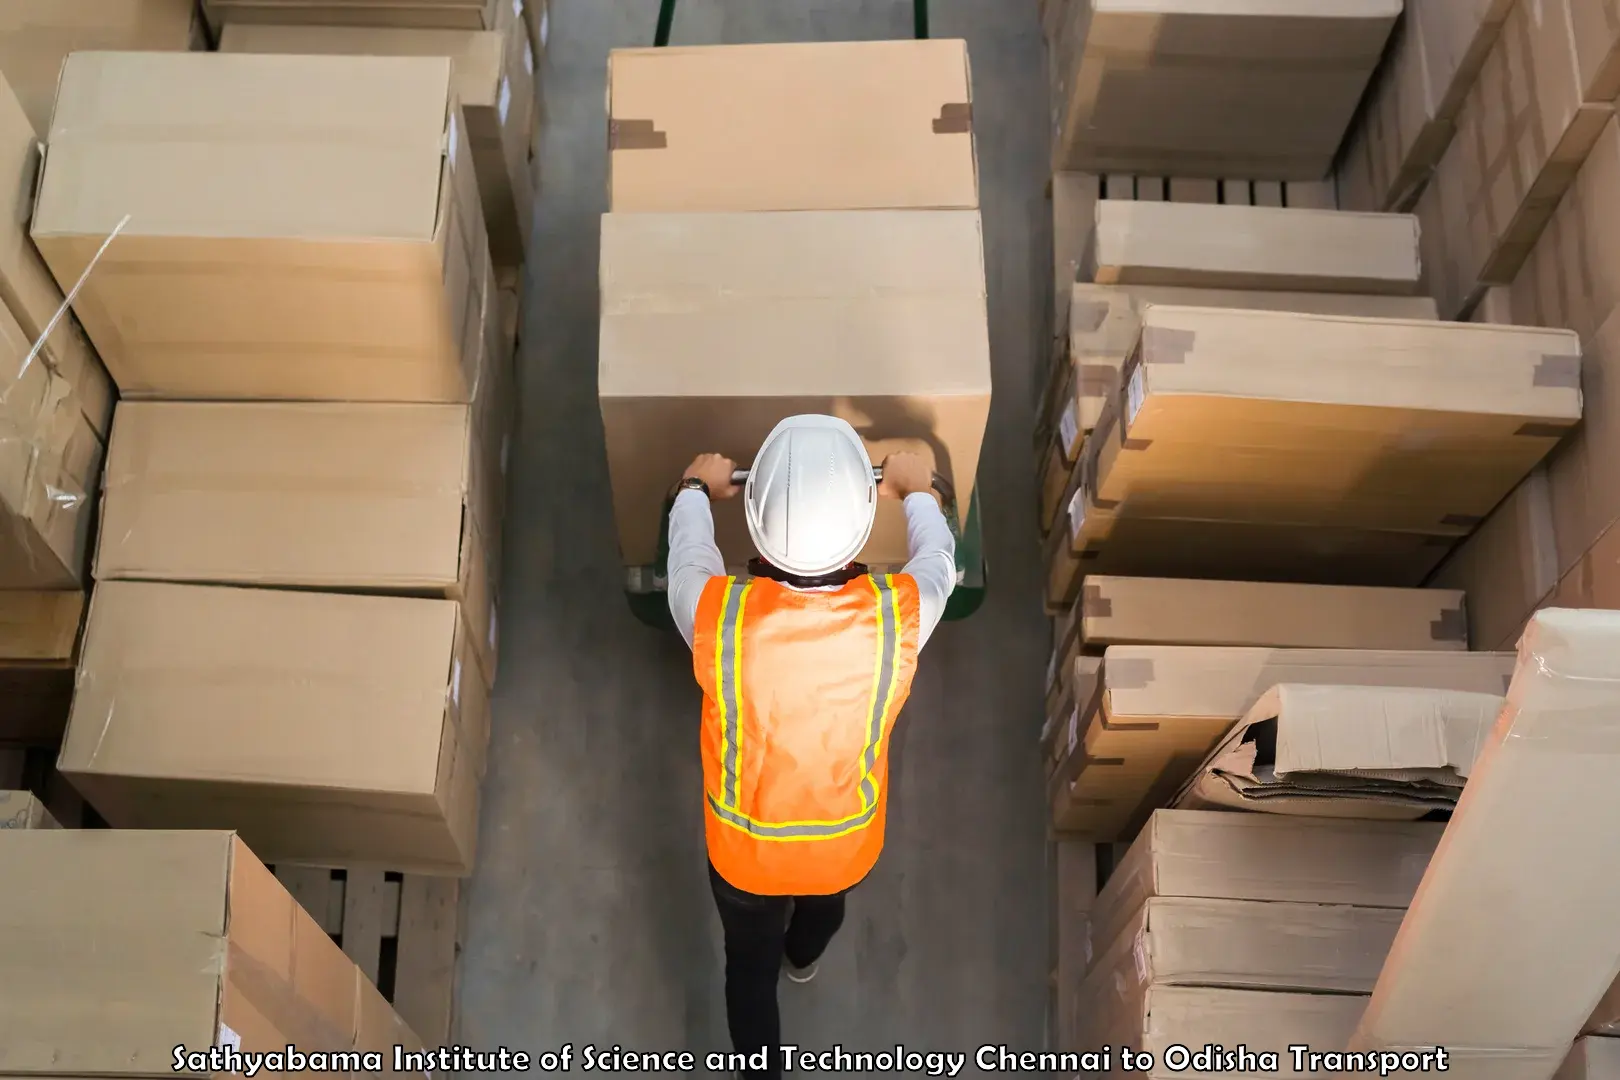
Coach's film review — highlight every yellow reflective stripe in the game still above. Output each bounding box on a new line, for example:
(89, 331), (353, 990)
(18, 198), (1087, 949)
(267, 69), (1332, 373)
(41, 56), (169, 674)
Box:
(707, 792), (880, 842)
(727, 579), (753, 808)
(856, 575), (901, 811)
(713, 579), (750, 810)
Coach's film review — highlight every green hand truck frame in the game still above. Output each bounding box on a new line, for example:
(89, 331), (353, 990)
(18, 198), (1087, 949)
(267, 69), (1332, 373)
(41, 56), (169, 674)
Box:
(623, 464), (988, 631)
(654, 0), (931, 45)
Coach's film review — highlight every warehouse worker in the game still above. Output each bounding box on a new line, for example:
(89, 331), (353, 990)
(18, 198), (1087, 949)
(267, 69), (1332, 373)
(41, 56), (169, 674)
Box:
(667, 414), (956, 1078)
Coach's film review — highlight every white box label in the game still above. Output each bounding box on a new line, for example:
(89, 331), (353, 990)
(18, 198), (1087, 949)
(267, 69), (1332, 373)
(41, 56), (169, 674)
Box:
(1058, 398), (1080, 456)
(1066, 486), (1086, 541)
(1126, 364), (1145, 430)
(499, 78), (512, 124)
(452, 659), (463, 707)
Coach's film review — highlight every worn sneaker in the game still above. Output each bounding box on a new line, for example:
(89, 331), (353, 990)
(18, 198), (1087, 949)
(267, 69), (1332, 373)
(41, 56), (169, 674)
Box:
(783, 959), (818, 984)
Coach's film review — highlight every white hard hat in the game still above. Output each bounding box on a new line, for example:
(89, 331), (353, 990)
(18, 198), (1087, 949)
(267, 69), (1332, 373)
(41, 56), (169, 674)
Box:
(744, 414), (877, 577)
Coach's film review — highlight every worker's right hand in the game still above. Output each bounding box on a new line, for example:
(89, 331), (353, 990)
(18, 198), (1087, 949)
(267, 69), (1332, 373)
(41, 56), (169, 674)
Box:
(683, 454), (741, 499)
(878, 452), (936, 502)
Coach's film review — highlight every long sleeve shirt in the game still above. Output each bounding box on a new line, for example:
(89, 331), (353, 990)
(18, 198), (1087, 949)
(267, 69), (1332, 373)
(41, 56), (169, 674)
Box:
(666, 489), (957, 651)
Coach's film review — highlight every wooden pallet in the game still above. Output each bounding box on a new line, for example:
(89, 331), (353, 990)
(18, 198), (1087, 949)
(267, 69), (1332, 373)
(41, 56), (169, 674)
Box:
(267, 864), (464, 1047)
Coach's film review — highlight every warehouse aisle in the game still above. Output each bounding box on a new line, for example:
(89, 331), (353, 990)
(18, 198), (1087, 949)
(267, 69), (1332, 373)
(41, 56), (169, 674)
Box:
(456, 0), (1054, 1067)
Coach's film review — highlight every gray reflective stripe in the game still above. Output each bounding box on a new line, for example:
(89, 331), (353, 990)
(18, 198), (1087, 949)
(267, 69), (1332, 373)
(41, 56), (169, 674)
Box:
(859, 576), (899, 809)
(718, 579), (748, 809)
(708, 793), (880, 840)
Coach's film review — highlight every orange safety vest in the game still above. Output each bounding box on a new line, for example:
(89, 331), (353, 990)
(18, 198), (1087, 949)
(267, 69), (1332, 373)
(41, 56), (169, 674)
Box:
(691, 572), (922, 896)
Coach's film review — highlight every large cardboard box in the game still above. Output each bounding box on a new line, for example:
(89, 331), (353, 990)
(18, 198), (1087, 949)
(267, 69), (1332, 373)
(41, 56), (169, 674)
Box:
(204, 0), (502, 31)
(0, 298), (103, 590)
(1089, 810), (1445, 960)
(607, 40), (978, 212)
(599, 210), (991, 569)
(220, 22), (535, 271)
(0, 829), (420, 1072)
(1432, 467), (1559, 651)
(1088, 896), (1401, 997)
(1085, 202), (1422, 294)
(31, 52), (490, 404)
(1047, 646), (1515, 839)
(1050, 0), (1398, 179)
(95, 401), (503, 682)
(1093, 306), (1582, 536)
(1335, 0), (1513, 213)
(1035, 279), (1442, 531)
(0, 73), (113, 439)
(1423, 0), (1620, 315)
(1351, 609), (1620, 1075)
(1050, 172), (1100, 347)
(0, 591), (81, 747)
(59, 582), (490, 875)
(0, 1), (199, 139)
(1080, 985), (1365, 1077)
(1078, 576), (1469, 651)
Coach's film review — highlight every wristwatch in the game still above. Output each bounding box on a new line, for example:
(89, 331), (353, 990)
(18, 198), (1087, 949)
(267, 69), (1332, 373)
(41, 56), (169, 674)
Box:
(677, 476), (711, 497)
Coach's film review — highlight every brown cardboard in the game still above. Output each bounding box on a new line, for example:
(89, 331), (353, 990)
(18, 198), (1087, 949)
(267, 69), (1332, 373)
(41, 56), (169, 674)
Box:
(1087, 896), (1401, 998)
(1052, 1), (1398, 179)
(1035, 285), (1439, 529)
(1558, 1039), (1620, 1080)
(1429, 0), (1616, 311)
(1081, 985), (1366, 1076)
(31, 52), (491, 404)
(1552, 514), (1620, 616)
(0, 789), (59, 829)
(1046, 645), (1516, 839)
(220, 21), (535, 271)
(0, 297), (104, 591)
(1079, 576), (1469, 651)
(204, 0), (502, 31)
(1085, 201), (1422, 294)
(1351, 609), (1620, 1072)
(95, 401), (502, 683)
(0, 830), (421, 1073)
(1432, 466), (1559, 651)
(1335, 0), (1512, 213)
(0, 72), (113, 439)
(1047, 469), (1455, 602)
(1088, 810), (1444, 965)
(607, 41), (978, 213)
(1095, 306), (1582, 536)
(59, 582), (490, 876)
(0, 591), (80, 747)
(599, 210), (991, 569)
(0, 1), (197, 138)
(1172, 684), (1500, 818)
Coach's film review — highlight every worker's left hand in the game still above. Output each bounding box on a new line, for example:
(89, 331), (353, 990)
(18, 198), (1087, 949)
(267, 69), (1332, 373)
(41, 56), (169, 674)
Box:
(683, 454), (741, 499)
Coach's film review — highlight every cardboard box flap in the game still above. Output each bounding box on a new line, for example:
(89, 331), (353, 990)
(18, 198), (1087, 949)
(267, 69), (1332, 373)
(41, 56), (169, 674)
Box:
(599, 210), (990, 396)
(60, 582), (458, 797)
(1087, 201), (1422, 294)
(97, 402), (473, 588)
(34, 51), (454, 242)
(1128, 305), (1584, 421)
(607, 39), (978, 212)
(1089, 809), (1444, 957)
(1351, 608), (1620, 1060)
(1172, 684), (1502, 818)
(1079, 575), (1468, 651)
(0, 829), (231, 1074)
(1100, 645), (1517, 721)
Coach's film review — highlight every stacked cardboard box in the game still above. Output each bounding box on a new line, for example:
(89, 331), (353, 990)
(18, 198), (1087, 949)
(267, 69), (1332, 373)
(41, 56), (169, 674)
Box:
(1064, 810), (1441, 1059)
(1036, 199), (1439, 535)
(1041, 576), (1510, 842)
(24, 51), (522, 875)
(597, 41), (992, 572)
(0, 829), (425, 1065)
(202, 0), (506, 32)
(1046, 1), (1397, 179)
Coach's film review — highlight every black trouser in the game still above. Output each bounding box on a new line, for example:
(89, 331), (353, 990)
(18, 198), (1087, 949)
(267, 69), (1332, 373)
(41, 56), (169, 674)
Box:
(708, 862), (851, 1079)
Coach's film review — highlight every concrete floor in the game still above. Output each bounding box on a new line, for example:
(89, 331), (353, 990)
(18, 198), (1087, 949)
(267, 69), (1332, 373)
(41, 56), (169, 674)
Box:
(457, 0), (1055, 1069)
